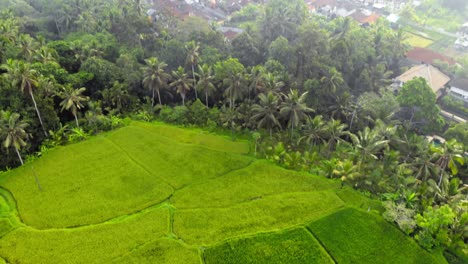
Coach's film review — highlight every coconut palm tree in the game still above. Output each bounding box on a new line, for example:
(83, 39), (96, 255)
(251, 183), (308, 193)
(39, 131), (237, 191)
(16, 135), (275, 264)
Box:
(185, 41), (200, 99)
(248, 65), (265, 99)
(252, 92), (282, 139)
(298, 115), (326, 149)
(59, 86), (89, 128)
(432, 139), (465, 188)
(263, 72), (284, 94)
(142, 57), (170, 106)
(1, 59), (47, 136)
(224, 71), (245, 109)
(18, 34), (37, 62)
(323, 118), (348, 157)
(195, 64), (216, 107)
(348, 126), (389, 168)
(280, 89), (314, 139)
(170, 66), (193, 106)
(0, 111), (29, 165)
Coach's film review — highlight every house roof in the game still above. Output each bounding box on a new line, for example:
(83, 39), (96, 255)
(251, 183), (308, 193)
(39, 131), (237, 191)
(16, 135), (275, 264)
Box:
(406, 47), (456, 66)
(450, 78), (468, 92)
(396, 64), (451, 93)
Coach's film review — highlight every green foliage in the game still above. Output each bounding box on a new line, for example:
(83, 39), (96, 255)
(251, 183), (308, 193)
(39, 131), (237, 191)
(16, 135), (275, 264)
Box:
(444, 123), (468, 147)
(415, 205), (456, 250)
(80, 57), (121, 94)
(159, 105), (189, 125)
(383, 201), (417, 235)
(204, 228), (334, 264)
(397, 77), (444, 133)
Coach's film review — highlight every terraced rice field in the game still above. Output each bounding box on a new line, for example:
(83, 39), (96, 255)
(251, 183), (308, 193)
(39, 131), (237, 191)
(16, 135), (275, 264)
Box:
(0, 121), (446, 263)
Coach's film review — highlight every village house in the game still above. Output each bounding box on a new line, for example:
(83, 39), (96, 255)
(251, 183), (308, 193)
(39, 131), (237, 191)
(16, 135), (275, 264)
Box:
(393, 64), (451, 97)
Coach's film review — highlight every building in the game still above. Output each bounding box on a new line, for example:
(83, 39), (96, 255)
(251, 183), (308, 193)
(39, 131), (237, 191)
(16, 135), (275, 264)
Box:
(449, 78), (468, 103)
(393, 64), (451, 96)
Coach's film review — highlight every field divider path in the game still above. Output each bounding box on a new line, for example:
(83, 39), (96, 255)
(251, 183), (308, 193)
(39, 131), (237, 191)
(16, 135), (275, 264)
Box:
(169, 159), (255, 197)
(304, 226), (338, 264)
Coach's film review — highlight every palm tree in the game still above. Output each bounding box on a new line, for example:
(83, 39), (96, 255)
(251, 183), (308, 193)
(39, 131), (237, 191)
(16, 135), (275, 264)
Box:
(432, 139), (465, 188)
(263, 73), (284, 94)
(33, 46), (57, 64)
(18, 34), (37, 62)
(1, 59), (47, 136)
(59, 86), (89, 128)
(252, 92), (282, 139)
(320, 67), (345, 95)
(101, 81), (131, 113)
(224, 71), (245, 109)
(348, 127), (389, 168)
(142, 57), (170, 107)
(170, 66), (193, 106)
(248, 65), (265, 99)
(185, 41), (200, 99)
(195, 64), (216, 107)
(299, 115), (326, 149)
(280, 89), (314, 140)
(0, 111), (29, 165)
(323, 118), (348, 157)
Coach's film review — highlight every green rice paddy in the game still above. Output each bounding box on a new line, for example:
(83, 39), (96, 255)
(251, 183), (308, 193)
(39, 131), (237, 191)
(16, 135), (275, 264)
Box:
(0, 121), (447, 263)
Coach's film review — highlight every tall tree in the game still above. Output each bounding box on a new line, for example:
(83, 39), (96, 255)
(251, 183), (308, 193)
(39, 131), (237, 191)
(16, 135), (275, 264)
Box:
(348, 126), (389, 168)
(142, 57), (170, 106)
(224, 71), (245, 109)
(195, 64), (216, 107)
(280, 89), (313, 139)
(0, 111), (29, 165)
(323, 119), (348, 156)
(1, 59), (48, 136)
(185, 41), (200, 99)
(397, 77), (444, 133)
(252, 92), (282, 139)
(59, 86), (89, 128)
(299, 115), (326, 149)
(432, 139), (465, 188)
(170, 66), (193, 106)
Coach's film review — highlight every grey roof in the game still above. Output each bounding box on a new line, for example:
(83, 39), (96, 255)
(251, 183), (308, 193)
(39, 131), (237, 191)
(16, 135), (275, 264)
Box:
(450, 78), (468, 92)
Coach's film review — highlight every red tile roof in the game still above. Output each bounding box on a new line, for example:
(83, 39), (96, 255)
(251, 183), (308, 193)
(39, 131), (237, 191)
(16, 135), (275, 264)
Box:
(406, 47), (456, 66)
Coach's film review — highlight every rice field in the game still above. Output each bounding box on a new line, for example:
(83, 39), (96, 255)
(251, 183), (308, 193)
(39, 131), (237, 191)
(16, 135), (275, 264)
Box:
(0, 121), (446, 263)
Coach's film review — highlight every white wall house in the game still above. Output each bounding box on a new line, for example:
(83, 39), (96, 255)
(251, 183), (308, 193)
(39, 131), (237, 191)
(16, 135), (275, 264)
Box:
(449, 78), (468, 103)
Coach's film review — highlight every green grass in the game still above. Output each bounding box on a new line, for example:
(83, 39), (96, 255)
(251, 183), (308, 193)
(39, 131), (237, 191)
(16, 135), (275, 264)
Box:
(0, 121), (447, 263)
(308, 208), (447, 264)
(204, 227), (334, 264)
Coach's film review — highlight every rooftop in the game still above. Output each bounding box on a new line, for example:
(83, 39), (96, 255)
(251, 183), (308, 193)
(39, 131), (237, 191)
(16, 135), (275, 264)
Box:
(406, 47), (456, 66)
(450, 78), (468, 92)
(396, 64), (451, 93)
